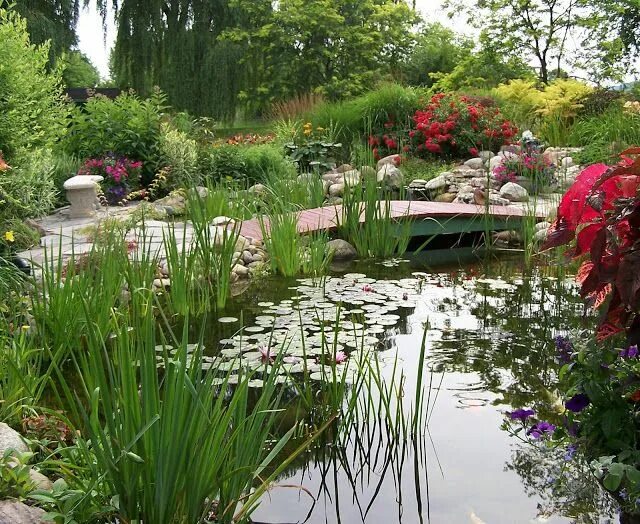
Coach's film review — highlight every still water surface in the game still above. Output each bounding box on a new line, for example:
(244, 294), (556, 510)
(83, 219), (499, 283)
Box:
(206, 250), (616, 523)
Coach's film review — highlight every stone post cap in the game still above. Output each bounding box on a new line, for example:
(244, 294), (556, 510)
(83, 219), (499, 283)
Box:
(63, 175), (104, 190)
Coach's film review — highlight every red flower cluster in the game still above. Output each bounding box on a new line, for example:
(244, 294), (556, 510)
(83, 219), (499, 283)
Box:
(543, 150), (640, 341)
(368, 121), (405, 161)
(409, 93), (517, 158)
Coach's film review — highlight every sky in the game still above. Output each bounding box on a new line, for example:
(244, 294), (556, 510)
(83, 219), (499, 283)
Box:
(77, 0), (469, 79)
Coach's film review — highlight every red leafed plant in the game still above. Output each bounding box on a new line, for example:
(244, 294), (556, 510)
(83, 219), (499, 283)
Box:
(542, 149), (640, 341)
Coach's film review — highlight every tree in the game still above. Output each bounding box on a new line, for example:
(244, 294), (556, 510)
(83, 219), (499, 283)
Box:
(445, 0), (580, 84)
(1, 0), (80, 63)
(59, 50), (100, 87)
(224, 0), (419, 113)
(400, 22), (474, 87)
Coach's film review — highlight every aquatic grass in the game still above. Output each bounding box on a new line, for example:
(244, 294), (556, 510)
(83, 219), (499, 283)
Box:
(338, 178), (412, 258)
(259, 211), (300, 277)
(47, 292), (321, 524)
(187, 191), (241, 310)
(0, 324), (47, 423)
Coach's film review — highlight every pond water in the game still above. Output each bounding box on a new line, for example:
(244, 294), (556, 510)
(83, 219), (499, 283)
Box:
(196, 250), (617, 523)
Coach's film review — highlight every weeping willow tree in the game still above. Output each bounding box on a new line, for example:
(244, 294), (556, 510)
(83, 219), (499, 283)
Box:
(106, 0), (254, 120)
(1, 0), (80, 62)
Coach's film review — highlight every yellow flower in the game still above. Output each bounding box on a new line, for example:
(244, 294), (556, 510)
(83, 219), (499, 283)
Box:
(303, 128), (312, 136)
(316, 127), (325, 132)
(4, 231), (14, 243)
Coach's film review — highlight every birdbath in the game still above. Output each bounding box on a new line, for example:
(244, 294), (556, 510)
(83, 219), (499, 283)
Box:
(63, 175), (103, 218)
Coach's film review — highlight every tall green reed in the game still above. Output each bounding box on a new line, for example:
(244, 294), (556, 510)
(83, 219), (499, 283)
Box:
(338, 178), (412, 258)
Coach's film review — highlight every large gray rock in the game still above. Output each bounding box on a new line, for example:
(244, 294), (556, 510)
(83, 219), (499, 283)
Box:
(342, 170), (361, 187)
(329, 183), (345, 197)
(360, 166), (377, 179)
(499, 182), (529, 202)
(336, 164), (355, 173)
(479, 150), (495, 162)
(424, 174), (448, 191)
(0, 501), (46, 524)
(489, 155), (504, 171)
(0, 423), (28, 455)
(376, 164), (404, 190)
(327, 239), (357, 261)
(376, 154), (401, 171)
(464, 157), (484, 170)
(154, 192), (186, 216)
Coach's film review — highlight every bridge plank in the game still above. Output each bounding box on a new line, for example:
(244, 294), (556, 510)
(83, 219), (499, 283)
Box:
(237, 201), (545, 242)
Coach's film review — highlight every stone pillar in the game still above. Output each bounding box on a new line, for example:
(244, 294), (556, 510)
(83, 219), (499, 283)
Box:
(63, 175), (104, 219)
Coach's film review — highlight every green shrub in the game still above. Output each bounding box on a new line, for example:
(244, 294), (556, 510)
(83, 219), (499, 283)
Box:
(62, 90), (166, 182)
(306, 83), (422, 143)
(199, 144), (293, 184)
(158, 124), (201, 191)
(0, 8), (69, 164)
(0, 150), (59, 220)
(569, 105), (640, 164)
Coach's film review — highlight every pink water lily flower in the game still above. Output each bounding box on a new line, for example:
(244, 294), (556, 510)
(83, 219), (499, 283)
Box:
(362, 284), (373, 292)
(259, 345), (273, 362)
(335, 351), (348, 364)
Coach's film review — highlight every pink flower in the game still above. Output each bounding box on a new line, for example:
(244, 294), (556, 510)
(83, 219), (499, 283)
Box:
(362, 284), (373, 292)
(259, 345), (273, 362)
(335, 351), (348, 364)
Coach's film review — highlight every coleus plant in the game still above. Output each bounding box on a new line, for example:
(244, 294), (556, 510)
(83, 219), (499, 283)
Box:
(542, 149), (640, 343)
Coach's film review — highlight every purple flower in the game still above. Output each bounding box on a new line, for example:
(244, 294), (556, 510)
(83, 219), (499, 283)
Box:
(508, 408), (535, 421)
(527, 421), (556, 439)
(564, 444), (577, 461)
(620, 345), (639, 359)
(554, 335), (574, 364)
(565, 393), (590, 413)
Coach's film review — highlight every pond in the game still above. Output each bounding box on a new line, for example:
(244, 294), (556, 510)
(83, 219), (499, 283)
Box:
(185, 249), (616, 524)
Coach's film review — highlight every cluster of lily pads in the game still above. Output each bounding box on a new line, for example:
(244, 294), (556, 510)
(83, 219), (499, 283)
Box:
(157, 273), (425, 387)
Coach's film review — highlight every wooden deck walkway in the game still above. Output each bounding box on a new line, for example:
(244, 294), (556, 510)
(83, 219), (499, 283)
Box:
(237, 201), (546, 242)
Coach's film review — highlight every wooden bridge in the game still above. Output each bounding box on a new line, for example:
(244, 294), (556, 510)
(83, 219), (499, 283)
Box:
(236, 201), (547, 242)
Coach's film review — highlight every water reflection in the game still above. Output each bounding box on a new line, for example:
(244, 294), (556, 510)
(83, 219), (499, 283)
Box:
(218, 253), (615, 523)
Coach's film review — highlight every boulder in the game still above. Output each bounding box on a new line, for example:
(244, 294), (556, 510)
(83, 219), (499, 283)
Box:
(376, 164), (404, 190)
(248, 183), (267, 196)
(28, 469), (53, 491)
(434, 193), (457, 203)
(322, 172), (340, 183)
(489, 155), (504, 171)
(424, 174), (448, 191)
(376, 154), (401, 171)
(534, 228), (549, 243)
(326, 196), (343, 206)
(499, 182), (529, 202)
(235, 235), (250, 252)
(336, 164), (355, 173)
(561, 156), (574, 168)
(535, 221), (552, 232)
(0, 423), (28, 456)
(360, 166), (377, 179)
(190, 186), (209, 199)
(479, 150), (495, 162)
(342, 170), (361, 187)
(154, 192), (187, 216)
(0, 501), (46, 524)
(329, 183), (345, 197)
(327, 239), (357, 261)
(498, 150), (519, 161)
(464, 157), (484, 170)
(211, 216), (235, 227)
(232, 264), (249, 277)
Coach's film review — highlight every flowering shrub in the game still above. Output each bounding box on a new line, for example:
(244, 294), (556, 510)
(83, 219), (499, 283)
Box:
(408, 93), (517, 158)
(510, 151), (640, 513)
(78, 154), (143, 205)
(214, 133), (275, 146)
(368, 121), (407, 161)
(493, 152), (556, 191)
